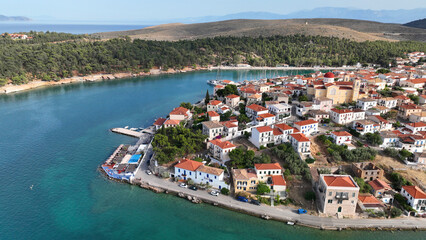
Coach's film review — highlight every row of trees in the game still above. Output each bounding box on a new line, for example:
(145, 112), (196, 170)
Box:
(317, 135), (377, 162)
(270, 144), (312, 181)
(1, 34), (426, 86)
(228, 148), (271, 168)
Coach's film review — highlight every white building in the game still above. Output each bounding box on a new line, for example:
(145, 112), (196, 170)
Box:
(293, 119), (318, 136)
(268, 103), (291, 120)
(225, 94), (240, 108)
(400, 186), (426, 214)
(357, 98), (377, 111)
(202, 121), (224, 140)
(378, 97), (398, 109)
(250, 126), (274, 148)
(254, 163), (282, 181)
(404, 122), (426, 134)
(380, 131), (399, 148)
(330, 108), (353, 125)
(254, 113), (276, 126)
(352, 120), (379, 135)
(330, 131), (352, 145)
(207, 139), (236, 161)
(207, 111), (220, 122)
(245, 104), (269, 120)
(273, 123), (295, 144)
(289, 133), (310, 155)
(207, 100), (223, 112)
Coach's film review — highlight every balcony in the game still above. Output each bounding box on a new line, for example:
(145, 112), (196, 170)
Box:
(335, 192), (349, 200)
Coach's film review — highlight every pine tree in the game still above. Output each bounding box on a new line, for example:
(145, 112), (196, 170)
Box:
(205, 90), (210, 105)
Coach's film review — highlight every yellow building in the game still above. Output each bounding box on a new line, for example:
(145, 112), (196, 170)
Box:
(308, 72), (361, 104)
(232, 168), (259, 194)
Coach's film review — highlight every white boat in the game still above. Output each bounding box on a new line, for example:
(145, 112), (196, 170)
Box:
(124, 126), (129, 129)
(207, 79), (220, 86)
(130, 128), (138, 131)
(287, 221), (295, 225)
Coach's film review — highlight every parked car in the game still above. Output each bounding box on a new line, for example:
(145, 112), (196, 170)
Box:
(250, 199), (260, 206)
(237, 196), (248, 202)
(189, 185), (198, 191)
(210, 190), (219, 196)
(298, 208), (307, 214)
(146, 170), (152, 175)
(179, 183), (187, 188)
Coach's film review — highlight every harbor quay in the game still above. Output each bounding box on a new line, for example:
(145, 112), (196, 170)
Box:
(101, 66), (426, 231)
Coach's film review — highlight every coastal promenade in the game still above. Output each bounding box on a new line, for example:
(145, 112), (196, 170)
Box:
(133, 157), (426, 230)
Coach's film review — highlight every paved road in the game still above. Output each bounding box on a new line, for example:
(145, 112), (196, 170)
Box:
(133, 157), (426, 230)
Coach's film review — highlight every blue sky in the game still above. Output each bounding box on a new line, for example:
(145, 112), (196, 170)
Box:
(2, 0), (425, 23)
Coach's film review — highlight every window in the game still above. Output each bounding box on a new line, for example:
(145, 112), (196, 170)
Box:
(352, 193), (355, 197)
(328, 199), (333, 203)
(329, 192), (332, 196)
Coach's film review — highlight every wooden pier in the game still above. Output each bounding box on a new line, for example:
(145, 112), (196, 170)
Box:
(111, 128), (143, 138)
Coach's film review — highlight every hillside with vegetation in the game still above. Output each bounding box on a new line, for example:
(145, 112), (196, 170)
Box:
(404, 18), (426, 30)
(93, 19), (426, 42)
(1, 33), (426, 86)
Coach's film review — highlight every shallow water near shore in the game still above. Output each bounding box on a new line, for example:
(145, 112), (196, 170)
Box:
(0, 70), (423, 239)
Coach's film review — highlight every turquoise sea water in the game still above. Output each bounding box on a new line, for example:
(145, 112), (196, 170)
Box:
(0, 70), (423, 239)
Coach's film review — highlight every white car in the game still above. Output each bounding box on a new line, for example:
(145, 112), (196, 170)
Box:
(146, 170), (152, 175)
(210, 190), (220, 196)
(179, 183), (188, 188)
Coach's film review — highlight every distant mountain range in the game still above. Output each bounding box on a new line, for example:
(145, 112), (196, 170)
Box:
(0, 15), (31, 22)
(404, 18), (426, 29)
(177, 8), (426, 24)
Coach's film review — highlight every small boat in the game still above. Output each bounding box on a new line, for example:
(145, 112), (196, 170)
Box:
(207, 79), (220, 86)
(124, 126), (129, 129)
(130, 128), (138, 131)
(287, 221), (295, 225)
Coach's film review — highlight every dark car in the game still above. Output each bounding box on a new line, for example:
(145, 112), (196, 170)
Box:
(250, 199), (261, 206)
(189, 185), (198, 191)
(237, 196), (248, 202)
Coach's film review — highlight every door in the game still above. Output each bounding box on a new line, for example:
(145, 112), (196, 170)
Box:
(338, 207), (342, 213)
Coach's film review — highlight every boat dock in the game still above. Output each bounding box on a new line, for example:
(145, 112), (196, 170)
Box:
(111, 128), (143, 138)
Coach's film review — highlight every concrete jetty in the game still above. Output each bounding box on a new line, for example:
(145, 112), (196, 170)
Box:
(111, 128), (143, 138)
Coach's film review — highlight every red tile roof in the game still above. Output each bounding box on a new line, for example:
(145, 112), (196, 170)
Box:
(402, 186), (426, 199)
(290, 133), (309, 142)
(258, 113), (276, 118)
(209, 139), (236, 149)
(255, 126), (273, 133)
(209, 100), (222, 106)
(247, 104), (268, 112)
(332, 131), (352, 137)
(271, 175), (286, 186)
(368, 179), (391, 191)
(331, 108), (353, 114)
(358, 194), (382, 204)
(207, 111), (220, 117)
(175, 159), (203, 171)
(255, 163), (281, 170)
(407, 122), (426, 128)
(164, 119), (180, 125)
(170, 106), (189, 116)
(294, 119), (318, 126)
(226, 94), (240, 99)
(153, 117), (167, 126)
(323, 175), (357, 188)
(275, 123), (293, 131)
(273, 128), (283, 136)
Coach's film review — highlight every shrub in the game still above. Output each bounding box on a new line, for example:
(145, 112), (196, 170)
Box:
(390, 207), (402, 218)
(304, 191), (316, 201)
(257, 182), (271, 195)
(305, 157), (315, 164)
(220, 188), (230, 195)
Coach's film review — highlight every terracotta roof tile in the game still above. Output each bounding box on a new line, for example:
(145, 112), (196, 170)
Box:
(323, 175), (357, 188)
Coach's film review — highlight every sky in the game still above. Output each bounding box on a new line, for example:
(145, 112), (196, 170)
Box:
(1, 0), (425, 23)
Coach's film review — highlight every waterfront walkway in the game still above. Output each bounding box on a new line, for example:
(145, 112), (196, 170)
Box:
(133, 157), (426, 230)
(111, 128), (143, 138)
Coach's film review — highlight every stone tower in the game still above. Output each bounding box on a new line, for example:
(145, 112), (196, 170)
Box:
(351, 79), (361, 102)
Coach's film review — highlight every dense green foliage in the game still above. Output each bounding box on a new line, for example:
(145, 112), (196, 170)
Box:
(408, 94), (419, 104)
(383, 148), (413, 161)
(1, 34), (426, 86)
(394, 193), (416, 212)
(390, 207), (402, 218)
(180, 102), (192, 110)
(257, 182), (271, 195)
(389, 172), (412, 191)
(216, 84), (239, 97)
(271, 144), (312, 181)
(364, 132), (383, 146)
(376, 68), (391, 74)
(304, 191), (316, 201)
(220, 188), (230, 195)
(354, 177), (373, 193)
(317, 134), (377, 162)
(152, 125), (207, 164)
(228, 148), (271, 168)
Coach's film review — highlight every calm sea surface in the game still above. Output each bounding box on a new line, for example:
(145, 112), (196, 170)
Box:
(0, 70), (423, 239)
(0, 23), (147, 34)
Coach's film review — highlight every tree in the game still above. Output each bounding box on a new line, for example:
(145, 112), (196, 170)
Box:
(354, 177), (372, 193)
(180, 102), (192, 110)
(257, 182), (270, 195)
(205, 90), (210, 105)
(376, 68), (391, 74)
(304, 191), (316, 201)
(408, 94), (419, 105)
(237, 113), (250, 123)
(298, 95), (308, 102)
(390, 207), (402, 218)
(220, 188), (229, 195)
(364, 132), (383, 146)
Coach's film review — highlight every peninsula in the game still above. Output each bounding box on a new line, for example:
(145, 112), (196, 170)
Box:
(101, 51), (426, 230)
